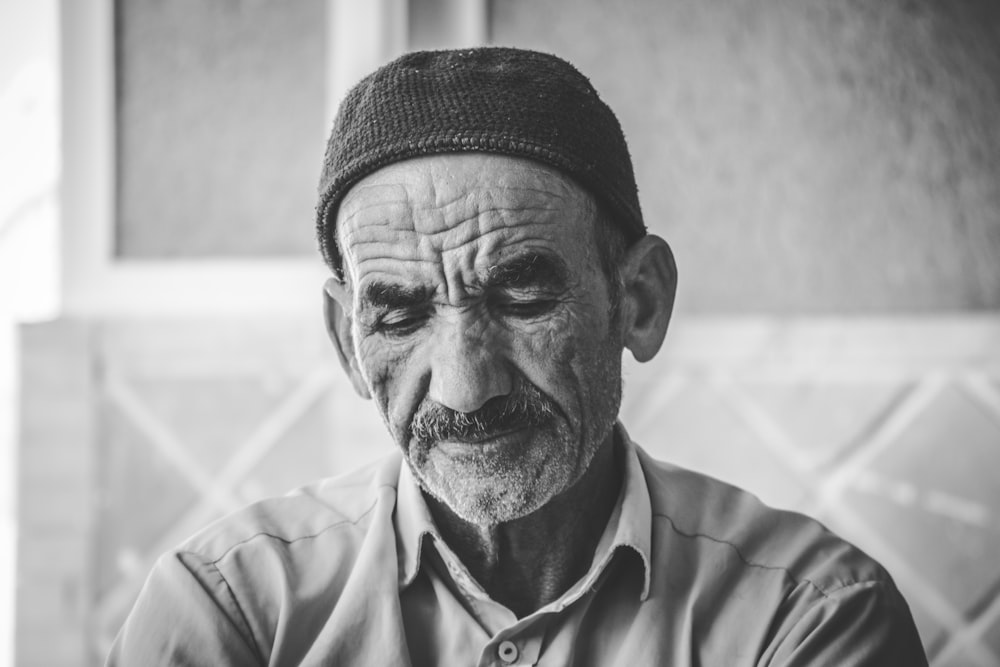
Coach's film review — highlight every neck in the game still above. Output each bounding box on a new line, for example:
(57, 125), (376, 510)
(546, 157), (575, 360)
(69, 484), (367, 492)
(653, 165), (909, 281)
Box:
(425, 431), (622, 618)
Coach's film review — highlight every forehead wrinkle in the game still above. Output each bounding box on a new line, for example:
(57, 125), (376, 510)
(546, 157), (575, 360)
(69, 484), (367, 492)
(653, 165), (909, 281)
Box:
(499, 185), (574, 203)
(433, 206), (564, 254)
(342, 220), (592, 300)
(336, 155), (600, 293)
(338, 164), (592, 247)
(337, 183), (413, 228)
(336, 186), (413, 289)
(344, 204), (566, 266)
(408, 188), (565, 236)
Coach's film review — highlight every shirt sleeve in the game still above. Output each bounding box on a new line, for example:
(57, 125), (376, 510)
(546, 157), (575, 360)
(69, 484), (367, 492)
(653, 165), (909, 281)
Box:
(764, 580), (928, 667)
(106, 551), (265, 667)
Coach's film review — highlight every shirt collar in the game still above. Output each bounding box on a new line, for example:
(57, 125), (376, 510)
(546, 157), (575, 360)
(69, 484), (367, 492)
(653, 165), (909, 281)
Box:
(393, 423), (653, 600)
(597, 423), (653, 600)
(395, 456), (439, 588)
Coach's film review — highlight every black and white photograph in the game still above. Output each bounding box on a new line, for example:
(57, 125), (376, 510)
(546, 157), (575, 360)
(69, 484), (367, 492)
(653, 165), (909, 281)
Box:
(2, 1), (999, 665)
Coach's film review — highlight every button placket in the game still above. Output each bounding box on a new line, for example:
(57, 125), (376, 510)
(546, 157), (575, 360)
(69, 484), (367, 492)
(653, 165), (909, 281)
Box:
(497, 639), (519, 664)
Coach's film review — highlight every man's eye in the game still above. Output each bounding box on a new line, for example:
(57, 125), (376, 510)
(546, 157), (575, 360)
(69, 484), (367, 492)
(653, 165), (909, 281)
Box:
(376, 311), (427, 335)
(494, 299), (556, 318)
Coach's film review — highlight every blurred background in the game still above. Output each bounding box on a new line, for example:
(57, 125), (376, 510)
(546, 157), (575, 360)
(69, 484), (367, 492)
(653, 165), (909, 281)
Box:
(3, 0), (999, 665)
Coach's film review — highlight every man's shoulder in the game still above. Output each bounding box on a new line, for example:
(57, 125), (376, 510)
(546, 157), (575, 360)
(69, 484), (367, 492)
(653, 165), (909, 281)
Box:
(112, 452), (409, 664)
(635, 446), (894, 597)
(177, 451), (403, 563)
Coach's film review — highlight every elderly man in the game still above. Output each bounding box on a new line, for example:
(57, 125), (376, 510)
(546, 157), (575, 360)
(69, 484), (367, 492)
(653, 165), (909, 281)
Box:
(110, 48), (927, 665)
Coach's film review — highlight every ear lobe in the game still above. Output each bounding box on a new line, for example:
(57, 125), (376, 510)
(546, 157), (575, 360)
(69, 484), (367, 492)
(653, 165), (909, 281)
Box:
(620, 234), (677, 363)
(323, 278), (372, 399)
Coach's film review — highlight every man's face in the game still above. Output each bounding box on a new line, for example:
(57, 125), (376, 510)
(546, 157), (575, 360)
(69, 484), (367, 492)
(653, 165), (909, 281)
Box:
(334, 154), (624, 526)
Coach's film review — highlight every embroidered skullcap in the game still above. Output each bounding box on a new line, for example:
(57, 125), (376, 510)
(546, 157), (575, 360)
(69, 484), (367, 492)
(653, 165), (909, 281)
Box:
(316, 46), (645, 277)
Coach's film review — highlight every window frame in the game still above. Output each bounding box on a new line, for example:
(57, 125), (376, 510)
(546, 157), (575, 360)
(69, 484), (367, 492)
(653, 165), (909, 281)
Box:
(60, 0), (487, 316)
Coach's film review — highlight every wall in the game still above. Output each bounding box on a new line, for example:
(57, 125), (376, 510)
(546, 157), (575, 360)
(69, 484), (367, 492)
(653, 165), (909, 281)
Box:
(492, 0), (1000, 312)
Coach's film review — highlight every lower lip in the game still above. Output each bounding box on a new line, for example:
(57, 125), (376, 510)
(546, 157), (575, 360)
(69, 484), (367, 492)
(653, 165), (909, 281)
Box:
(435, 428), (530, 454)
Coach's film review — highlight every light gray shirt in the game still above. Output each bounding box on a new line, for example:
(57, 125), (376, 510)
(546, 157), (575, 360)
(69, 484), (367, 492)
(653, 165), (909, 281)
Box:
(108, 427), (927, 665)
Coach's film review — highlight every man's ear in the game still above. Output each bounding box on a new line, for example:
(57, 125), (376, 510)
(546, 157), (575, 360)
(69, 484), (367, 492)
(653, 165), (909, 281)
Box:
(619, 234), (677, 363)
(323, 278), (372, 399)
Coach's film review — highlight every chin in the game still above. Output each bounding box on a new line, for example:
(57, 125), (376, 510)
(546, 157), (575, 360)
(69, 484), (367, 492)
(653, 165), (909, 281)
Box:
(416, 445), (578, 526)
(432, 479), (552, 526)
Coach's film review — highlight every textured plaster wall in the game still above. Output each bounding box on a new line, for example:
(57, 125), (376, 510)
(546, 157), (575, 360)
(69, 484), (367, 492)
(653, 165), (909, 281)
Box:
(492, 0), (1000, 313)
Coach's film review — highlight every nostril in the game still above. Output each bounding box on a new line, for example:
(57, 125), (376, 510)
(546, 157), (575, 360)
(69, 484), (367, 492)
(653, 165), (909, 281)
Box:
(427, 314), (513, 412)
(428, 354), (512, 414)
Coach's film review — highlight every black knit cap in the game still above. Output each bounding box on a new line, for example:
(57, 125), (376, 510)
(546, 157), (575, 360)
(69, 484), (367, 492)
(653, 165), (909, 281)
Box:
(316, 47), (646, 276)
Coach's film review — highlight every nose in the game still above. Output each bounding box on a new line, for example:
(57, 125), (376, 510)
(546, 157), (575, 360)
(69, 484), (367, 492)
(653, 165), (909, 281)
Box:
(427, 315), (512, 413)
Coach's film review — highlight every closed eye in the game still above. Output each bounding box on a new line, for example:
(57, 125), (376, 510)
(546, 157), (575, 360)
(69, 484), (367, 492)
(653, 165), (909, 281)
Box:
(374, 309), (429, 336)
(491, 297), (557, 319)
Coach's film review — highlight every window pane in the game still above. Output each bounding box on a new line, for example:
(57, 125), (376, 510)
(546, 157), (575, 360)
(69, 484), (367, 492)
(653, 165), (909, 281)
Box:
(115, 0), (326, 258)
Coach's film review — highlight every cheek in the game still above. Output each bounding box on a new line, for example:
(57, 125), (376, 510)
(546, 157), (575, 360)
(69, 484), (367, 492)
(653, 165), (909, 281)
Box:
(510, 314), (587, 398)
(527, 298), (606, 360)
(356, 338), (418, 427)
(517, 302), (618, 418)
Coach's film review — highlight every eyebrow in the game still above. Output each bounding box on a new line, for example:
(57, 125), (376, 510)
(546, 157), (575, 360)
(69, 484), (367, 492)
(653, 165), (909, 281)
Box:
(483, 252), (570, 292)
(358, 252), (569, 309)
(360, 281), (431, 310)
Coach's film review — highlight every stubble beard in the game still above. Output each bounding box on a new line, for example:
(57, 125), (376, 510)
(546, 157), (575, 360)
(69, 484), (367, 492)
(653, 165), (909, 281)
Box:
(406, 340), (624, 527)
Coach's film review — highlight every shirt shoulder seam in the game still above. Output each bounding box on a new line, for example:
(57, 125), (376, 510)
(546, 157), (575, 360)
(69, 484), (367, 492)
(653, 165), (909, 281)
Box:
(197, 492), (385, 566)
(654, 511), (855, 600)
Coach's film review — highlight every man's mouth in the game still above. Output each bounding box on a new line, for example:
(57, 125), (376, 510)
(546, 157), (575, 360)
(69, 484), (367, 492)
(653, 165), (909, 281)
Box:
(436, 425), (530, 447)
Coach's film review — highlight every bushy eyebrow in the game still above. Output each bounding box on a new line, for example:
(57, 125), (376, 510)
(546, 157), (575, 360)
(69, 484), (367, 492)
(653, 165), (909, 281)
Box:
(483, 252), (570, 292)
(358, 252), (568, 310)
(360, 281), (431, 310)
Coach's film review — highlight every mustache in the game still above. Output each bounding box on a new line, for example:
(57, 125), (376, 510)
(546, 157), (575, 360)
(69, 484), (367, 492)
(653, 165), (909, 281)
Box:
(410, 381), (557, 445)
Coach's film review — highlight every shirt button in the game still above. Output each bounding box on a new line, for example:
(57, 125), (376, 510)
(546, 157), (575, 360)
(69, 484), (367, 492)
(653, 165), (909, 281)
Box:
(497, 640), (519, 663)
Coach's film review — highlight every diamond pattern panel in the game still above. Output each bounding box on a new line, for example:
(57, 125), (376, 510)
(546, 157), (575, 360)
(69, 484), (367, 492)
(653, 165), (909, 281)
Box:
(20, 318), (999, 667)
(127, 375), (299, 474)
(907, 599), (950, 660)
(624, 379), (813, 510)
(937, 650), (986, 667)
(841, 384), (1000, 618)
(841, 489), (985, 644)
(984, 611), (1000, 657)
(89, 362), (342, 655)
(96, 397), (200, 598)
(237, 396), (336, 500)
(739, 379), (906, 465)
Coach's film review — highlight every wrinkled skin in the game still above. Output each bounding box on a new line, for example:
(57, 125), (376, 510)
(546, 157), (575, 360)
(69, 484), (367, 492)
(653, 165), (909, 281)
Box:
(329, 154), (625, 526)
(325, 153), (677, 614)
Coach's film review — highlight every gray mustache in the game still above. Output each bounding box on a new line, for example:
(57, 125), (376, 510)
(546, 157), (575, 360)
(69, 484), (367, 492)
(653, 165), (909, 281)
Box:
(410, 382), (556, 444)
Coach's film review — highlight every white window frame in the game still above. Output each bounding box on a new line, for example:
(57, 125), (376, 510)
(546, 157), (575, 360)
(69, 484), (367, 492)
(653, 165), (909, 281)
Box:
(60, 0), (487, 317)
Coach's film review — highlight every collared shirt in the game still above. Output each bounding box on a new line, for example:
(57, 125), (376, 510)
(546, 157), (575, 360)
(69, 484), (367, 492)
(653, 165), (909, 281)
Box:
(108, 427), (927, 666)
